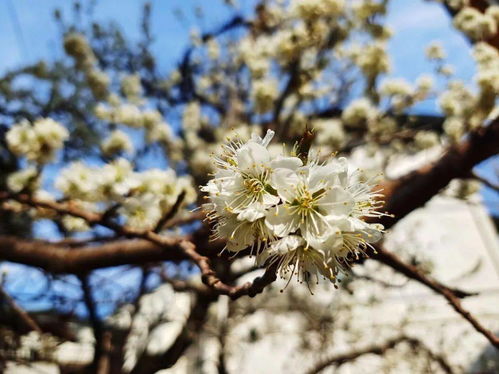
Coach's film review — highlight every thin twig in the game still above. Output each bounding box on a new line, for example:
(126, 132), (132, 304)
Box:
(374, 246), (499, 349)
(470, 171), (499, 193)
(154, 190), (186, 233)
(0, 285), (43, 334)
(306, 336), (454, 374)
(80, 275), (111, 374)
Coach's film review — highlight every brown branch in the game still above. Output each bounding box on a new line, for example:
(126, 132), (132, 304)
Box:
(352, 272), (409, 289)
(373, 119), (499, 230)
(129, 293), (216, 374)
(80, 275), (111, 374)
(154, 190), (186, 233)
(374, 246), (499, 349)
(373, 245), (477, 299)
(0, 285), (43, 334)
(0, 191), (274, 299)
(306, 336), (454, 374)
(163, 210), (205, 229)
(181, 242), (279, 299)
(0, 236), (185, 274)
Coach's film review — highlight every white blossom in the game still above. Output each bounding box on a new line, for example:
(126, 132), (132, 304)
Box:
(7, 167), (39, 193)
(425, 41), (446, 60)
(6, 118), (69, 163)
(341, 98), (379, 128)
(62, 215), (90, 232)
(101, 130), (134, 156)
(202, 130), (385, 285)
(119, 194), (163, 230)
(252, 79), (279, 114)
(290, 0), (344, 20)
(453, 7), (497, 40)
(414, 131), (439, 149)
(379, 78), (413, 97)
(121, 74), (143, 103)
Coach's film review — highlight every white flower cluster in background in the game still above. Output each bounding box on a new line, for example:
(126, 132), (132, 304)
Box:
(473, 42), (499, 95)
(341, 98), (379, 128)
(101, 130), (134, 156)
(290, 0), (345, 20)
(202, 130), (385, 285)
(54, 158), (196, 231)
(453, 6), (497, 40)
(6, 118), (69, 164)
(94, 102), (183, 162)
(64, 32), (109, 100)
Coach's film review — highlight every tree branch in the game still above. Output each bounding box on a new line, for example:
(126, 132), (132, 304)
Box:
(130, 293), (216, 374)
(154, 190), (186, 233)
(372, 119), (499, 229)
(306, 336), (454, 374)
(373, 245), (477, 298)
(0, 191), (275, 299)
(80, 275), (111, 374)
(373, 246), (499, 349)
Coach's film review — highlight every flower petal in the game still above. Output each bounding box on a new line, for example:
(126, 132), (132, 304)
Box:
(271, 168), (300, 202)
(265, 205), (299, 237)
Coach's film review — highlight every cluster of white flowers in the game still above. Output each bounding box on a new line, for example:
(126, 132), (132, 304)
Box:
(341, 98), (379, 128)
(202, 130), (385, 285)
(425, 41), (446, 60)
(313, 119), (346, 151)
(252, 79), (279, 114)
(379, 78), (416, 112)
(438, 81), (475, 118)
(351, 42), (390, 78)
(55, 158), (196, 231)
(238, 37), (272, 78)
(95, 103), (178, 153)
(453, 7), (497, 40)
(6, 118), (69, 164)
(274, 25), (311, 64)
(63, 32), (96, 70)
(63, 32), (111, 100)
(101, 130), (134, 156)
(206, 39), (220, 60)
(6, 167), (39, 193)
(380, 78), (413, 97)
(488, 6), (499, 24)
(414, 131), (440, 150)
(443, 117), (465, 143)
(121, 74), (143, 104)
(445, 0), (469, 11)
(86, 69), (110, 100)
(416, 74), (434, 95)
(290, 0), (344, 20)
(95, 103), (144, 128)
(352, 0), (386, 22)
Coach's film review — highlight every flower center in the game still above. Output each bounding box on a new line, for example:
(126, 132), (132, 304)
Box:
(244, 177), (265, 195)
(297, 190), (315, 210)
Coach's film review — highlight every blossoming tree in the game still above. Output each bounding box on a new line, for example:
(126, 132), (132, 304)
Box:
(0, 0), (498, 373)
